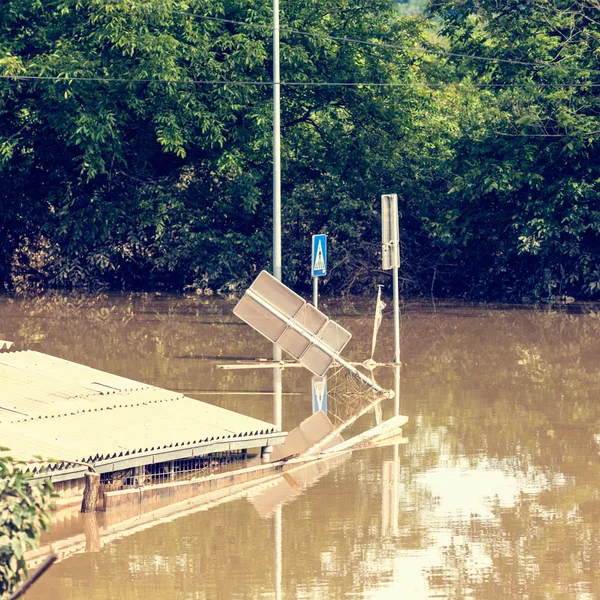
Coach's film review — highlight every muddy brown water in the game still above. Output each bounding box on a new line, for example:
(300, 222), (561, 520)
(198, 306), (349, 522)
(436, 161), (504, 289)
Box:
(1, 294), (600, 599)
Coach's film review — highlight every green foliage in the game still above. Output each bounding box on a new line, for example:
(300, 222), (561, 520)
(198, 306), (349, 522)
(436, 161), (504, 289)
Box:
(0, 0), (451, 296)
(1, 0), (274, 290)
(1, 0), (598, 300)
(425, 0), (600, 300)
(0, 450), (54, 599)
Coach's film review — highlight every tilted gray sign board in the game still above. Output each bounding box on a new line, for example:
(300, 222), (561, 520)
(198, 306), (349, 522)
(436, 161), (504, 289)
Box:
(233, 271), (351, 376)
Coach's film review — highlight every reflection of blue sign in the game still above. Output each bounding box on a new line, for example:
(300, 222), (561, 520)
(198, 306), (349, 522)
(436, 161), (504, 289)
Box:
(312, 234), (327, 277)
(312, 376), (327, 414)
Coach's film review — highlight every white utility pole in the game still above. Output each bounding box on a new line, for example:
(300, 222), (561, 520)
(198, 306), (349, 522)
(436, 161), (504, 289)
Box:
(272, 0), (281, 282)
(272, 4), (284, 584)
(381, 194), (401, 366)
(272, 8), (284, 591)
(272, 0), (283, 427)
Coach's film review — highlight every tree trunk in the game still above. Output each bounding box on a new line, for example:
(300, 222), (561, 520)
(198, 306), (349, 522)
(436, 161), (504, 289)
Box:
(81, 472), (101, 512)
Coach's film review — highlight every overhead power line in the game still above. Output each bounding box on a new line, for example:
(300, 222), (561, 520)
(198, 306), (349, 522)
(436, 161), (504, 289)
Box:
(1, 74), (599, 87)
(2, 3), (598, 88)
(122, 3), (600, 76)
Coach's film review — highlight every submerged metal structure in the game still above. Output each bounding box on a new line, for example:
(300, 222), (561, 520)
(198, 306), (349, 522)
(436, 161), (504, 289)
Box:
(234, 271), (394, 397)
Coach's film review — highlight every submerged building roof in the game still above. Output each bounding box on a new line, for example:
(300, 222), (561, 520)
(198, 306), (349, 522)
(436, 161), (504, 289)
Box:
(0, 350), (285, 481)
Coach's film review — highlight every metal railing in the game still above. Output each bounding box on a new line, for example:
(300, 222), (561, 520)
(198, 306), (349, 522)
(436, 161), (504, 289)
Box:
(99, 449), (250, 491)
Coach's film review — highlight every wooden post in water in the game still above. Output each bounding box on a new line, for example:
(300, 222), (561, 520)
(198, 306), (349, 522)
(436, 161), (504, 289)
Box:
(81, 471), (101, 512)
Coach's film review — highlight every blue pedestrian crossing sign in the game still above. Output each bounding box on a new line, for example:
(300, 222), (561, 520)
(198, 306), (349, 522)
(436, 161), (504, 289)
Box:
(312, 376), (327, 414)
(312, 234), (327, 277)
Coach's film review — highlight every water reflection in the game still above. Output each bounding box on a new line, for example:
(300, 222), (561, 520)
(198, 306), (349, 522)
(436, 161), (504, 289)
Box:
(3, 295), (600, 599)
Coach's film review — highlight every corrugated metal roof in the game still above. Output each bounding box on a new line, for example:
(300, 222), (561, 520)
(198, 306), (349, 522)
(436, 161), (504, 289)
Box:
(0, 351), (283, 472)
(0, 351), (153, 415)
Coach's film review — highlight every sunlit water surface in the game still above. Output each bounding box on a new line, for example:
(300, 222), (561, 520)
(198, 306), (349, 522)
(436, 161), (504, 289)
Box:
(1, 294), (600, 600)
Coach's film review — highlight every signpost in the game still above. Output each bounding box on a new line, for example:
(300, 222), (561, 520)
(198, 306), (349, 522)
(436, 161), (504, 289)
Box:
(381, 194), (401, 366)
(311, 234), (327, 309)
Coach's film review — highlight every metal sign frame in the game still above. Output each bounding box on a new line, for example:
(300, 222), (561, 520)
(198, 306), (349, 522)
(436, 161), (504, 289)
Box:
(381, 193), (401, 366)
(233, 271), (351, 377)
(233, 271), (392, 396)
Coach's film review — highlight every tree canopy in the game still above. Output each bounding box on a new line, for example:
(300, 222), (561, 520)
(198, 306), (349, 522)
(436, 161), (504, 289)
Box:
(0, 0), (598, 300)
(424, 0), (600, 298)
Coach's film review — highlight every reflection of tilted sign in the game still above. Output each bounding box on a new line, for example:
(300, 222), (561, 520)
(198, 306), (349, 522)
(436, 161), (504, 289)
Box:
(312, 376), (327, 414)
(234, 271), (351, 377)
(381, 194), (400, 270)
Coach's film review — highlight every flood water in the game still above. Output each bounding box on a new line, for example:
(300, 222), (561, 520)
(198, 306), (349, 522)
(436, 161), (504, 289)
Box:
(2, 293), (600, 599)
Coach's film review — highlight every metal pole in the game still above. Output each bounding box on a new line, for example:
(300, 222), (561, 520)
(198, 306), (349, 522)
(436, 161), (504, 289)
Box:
(392, 260), (400, 365)
(273, 365), (282, 430)
(274, 505), (282, 600)
(392, 363), (401, 536)
(272, 5), (283, 568)
(270, 10), (284, 581)
(391, 203), (401, 538)
(272, 0), (281, 283)
(394, 357), (400, 417)
(272, 0), (283, 394)
(392, 442), (399, 537)
(312, 277), (318, 309)
(246, 289), (393, 397)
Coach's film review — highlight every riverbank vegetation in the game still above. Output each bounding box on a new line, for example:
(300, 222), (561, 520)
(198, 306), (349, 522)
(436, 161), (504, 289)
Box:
(1, 0), (598, 301)
(0, 452), (54, 599)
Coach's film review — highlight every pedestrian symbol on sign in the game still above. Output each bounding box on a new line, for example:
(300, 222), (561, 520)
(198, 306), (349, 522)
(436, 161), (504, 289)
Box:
(314, 242), (325, 271)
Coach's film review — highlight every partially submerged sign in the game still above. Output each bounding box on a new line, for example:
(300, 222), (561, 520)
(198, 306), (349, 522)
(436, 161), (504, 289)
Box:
(321, 414), (408, 455)
(233, 271), (351, 377)
(234, 271), (393, 395)
(270, 410), (342, 462)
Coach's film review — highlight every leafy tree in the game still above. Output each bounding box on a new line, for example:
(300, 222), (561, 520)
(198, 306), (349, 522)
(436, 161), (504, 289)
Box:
(0, 0), (454, 295)
(1, 0), (276, 291)
(426, 0), (600, 299)
(0, 450), (54, 599)
(7, 0), (597, 300)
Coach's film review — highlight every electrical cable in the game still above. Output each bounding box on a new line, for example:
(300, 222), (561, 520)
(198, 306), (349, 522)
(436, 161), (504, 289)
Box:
(2, 74), (599, 87)
(2, 3), (597, 87)
(121, 2), (600, 76)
